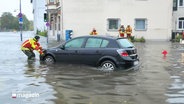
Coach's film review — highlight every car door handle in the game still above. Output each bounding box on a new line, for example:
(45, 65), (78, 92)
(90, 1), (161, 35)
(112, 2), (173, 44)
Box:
(96, 50), (100, 53)
(75, 50), (78, 53)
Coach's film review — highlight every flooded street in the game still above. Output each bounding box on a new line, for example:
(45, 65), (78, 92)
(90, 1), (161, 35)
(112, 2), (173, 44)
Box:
(0, 32), (184, 104)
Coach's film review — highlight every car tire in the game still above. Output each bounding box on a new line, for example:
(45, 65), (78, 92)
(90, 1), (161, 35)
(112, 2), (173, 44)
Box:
(44, 55), (55, 64)
(100, 60), (116, 71)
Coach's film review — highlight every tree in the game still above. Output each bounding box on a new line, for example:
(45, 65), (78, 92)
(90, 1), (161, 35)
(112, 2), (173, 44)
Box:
(0, 12), (14, 31)
(22, 14), (30, 31)
(12, 17), (19, 31)
(29, 20), (34, 30)
(0, 12), (32, 31)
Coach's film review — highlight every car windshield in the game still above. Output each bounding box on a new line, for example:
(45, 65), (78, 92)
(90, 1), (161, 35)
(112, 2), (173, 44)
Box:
(117, 39), (134, 48)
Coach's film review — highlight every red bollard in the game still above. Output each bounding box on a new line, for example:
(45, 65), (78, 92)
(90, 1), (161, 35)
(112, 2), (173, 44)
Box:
(162, 50), (168, 57)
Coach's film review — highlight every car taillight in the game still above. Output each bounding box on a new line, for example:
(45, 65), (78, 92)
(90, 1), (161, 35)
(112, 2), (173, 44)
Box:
(121, 52), (128, 56)
(117, 49), (129, 57)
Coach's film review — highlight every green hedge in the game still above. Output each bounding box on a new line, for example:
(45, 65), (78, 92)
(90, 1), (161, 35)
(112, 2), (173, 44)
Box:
(36, 30), (47, 37)
(130, 36), (146, 43)
(171, 35), (182, 42)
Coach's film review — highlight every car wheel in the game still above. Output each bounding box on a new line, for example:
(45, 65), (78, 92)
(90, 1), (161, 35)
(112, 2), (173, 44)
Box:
(44, 55), (55, 64)
(100, 60), (116, 71)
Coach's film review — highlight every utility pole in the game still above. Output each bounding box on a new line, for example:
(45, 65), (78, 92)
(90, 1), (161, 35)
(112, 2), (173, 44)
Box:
(46, 1), (49, 43)
(19, 0), (23, 41)
(61, 0), (64, 40)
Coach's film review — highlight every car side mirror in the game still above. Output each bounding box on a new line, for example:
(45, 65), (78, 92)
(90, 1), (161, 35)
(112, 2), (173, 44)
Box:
(60, 45), (65, 50)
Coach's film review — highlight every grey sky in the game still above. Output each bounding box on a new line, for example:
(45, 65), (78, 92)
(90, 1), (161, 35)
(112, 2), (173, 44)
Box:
(0, 0), (33, 20)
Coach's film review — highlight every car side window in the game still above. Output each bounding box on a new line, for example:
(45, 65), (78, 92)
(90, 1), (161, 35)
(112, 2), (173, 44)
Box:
(85, 38), (102, 48)
(101, 40), (109, 48)
(65, 38), (85, 48)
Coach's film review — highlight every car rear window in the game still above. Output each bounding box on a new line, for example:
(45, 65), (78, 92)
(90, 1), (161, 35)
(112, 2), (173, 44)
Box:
(117, 39), (134, 48)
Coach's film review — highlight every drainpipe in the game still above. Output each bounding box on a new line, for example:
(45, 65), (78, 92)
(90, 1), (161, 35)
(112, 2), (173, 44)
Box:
(46, 0), (49, 43)
(61, 0), (64, 40)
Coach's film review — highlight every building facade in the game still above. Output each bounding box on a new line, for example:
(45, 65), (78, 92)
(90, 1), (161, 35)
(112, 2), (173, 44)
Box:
(31, 0), (47, 35)
(45, 0), (173, 41)
(172, 0), (184, 35)
(45, 0), (61, 40)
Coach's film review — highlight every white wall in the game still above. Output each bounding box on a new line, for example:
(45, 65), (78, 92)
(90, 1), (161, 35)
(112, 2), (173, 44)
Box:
(62, 0), (172, 40)
(33, 0), (46, 34)
(172, 6), (184, 31)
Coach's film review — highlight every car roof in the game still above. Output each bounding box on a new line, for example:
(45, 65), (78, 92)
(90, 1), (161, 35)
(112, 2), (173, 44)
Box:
(74, 35), (127, 40)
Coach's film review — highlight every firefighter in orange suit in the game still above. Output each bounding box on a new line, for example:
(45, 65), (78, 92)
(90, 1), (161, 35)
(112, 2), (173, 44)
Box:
(21, 36), (44, 60)
(90, 28), (98, 35)
(126, 25), (132, 38)
(118, 25), (125, 37)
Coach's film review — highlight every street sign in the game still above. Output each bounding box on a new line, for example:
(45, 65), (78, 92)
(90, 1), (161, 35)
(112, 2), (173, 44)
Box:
(46, 22), (50, 27)
(19, 17), (23, 24)
(19, 17), (23, 22)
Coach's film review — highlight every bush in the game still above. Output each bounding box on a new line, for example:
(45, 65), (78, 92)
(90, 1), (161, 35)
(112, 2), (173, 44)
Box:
(130, 36), (146, 43)
(36, 30), (47, 37)
(171, 35), (182, 42)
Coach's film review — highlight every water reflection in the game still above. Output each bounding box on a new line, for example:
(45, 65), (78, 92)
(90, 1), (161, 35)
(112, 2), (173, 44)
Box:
(181, 53), (184, 65)
(165, 43), (184, 104)
(18, 60), (57, 104)
(24, 60), (48, 78)
(45, 64), (141, 104)
(166, 75), (184, 104)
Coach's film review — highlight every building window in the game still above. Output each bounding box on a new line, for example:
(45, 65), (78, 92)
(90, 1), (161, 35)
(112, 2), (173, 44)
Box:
(173, 0), (178, 11)
(49, 0), (54, 5)
(135, 18), (147, 31)
(50, 0), (54, 2)
(58, 16), (60, 31)
(178, 17), (184, 30)
(179, 0), (184, 7)
(107, 18), (120, 31)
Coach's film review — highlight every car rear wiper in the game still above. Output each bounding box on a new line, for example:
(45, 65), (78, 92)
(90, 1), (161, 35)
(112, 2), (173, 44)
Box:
(127, 46), (134, 48)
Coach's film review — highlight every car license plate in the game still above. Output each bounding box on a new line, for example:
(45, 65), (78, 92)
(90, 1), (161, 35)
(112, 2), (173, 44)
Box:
(134, 61), (139, 65)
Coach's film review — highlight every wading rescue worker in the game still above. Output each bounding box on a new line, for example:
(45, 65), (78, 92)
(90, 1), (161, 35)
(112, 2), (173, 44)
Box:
(90, 28), (98, 35)
(126, 25), (132, 38)
(21, 36), (44, 60)
(118, 25), (125, 37)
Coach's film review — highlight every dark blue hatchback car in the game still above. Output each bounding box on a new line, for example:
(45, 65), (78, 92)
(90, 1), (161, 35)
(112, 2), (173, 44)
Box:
(40, 35), (139, 70)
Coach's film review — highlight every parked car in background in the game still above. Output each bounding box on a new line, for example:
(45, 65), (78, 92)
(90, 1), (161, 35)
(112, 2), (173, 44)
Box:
(40, 35), (139, 70)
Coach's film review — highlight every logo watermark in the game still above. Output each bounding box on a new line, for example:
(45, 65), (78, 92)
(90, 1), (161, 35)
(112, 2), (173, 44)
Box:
(12, 91), (40, 99)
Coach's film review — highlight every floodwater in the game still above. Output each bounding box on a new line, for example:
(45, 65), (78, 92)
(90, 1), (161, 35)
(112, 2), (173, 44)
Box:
(0, 32), (184, 104)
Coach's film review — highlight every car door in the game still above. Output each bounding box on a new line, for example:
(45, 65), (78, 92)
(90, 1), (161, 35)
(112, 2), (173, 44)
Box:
(78, 37), (109, 66)
(55, 37), (85, 63)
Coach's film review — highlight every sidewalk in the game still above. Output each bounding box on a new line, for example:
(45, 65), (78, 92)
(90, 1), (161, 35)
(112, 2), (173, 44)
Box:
(39, 36), (65, 49)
